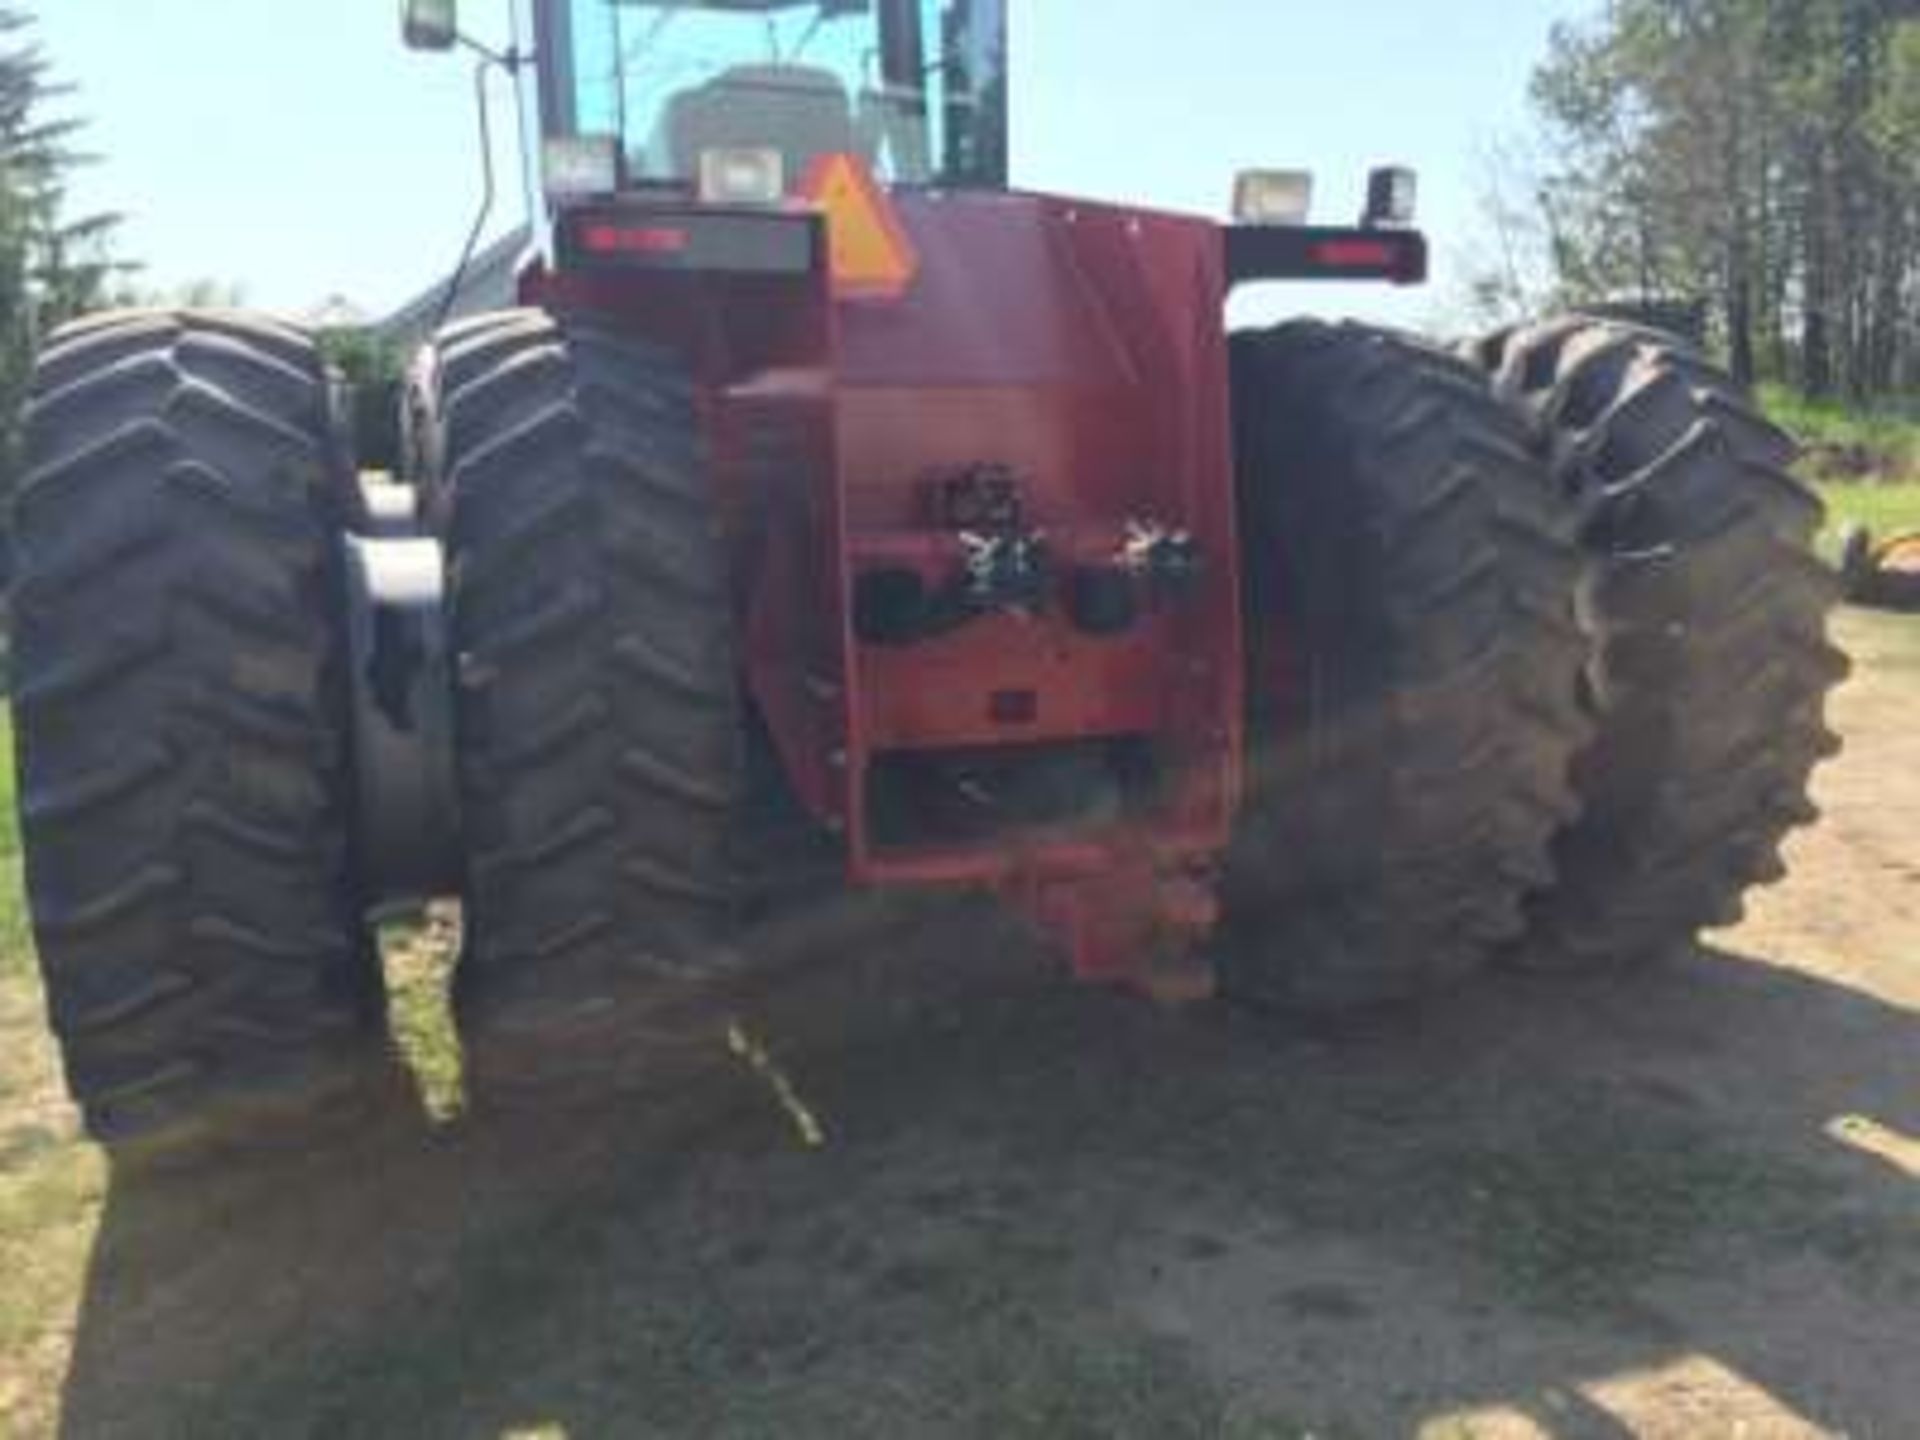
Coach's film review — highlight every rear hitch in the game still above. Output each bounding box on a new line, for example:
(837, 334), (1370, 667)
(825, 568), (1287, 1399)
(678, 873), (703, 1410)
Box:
(1018, 853), (1222, 1006)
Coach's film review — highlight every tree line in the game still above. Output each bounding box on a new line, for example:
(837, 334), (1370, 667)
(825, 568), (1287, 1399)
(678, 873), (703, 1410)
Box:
(2, 0), (1913, 443)
(1500, 0), (1920, 400)
(0, 3), (122, 480)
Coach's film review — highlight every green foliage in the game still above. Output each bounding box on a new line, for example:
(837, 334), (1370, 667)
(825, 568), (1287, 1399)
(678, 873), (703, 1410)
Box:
(317, 326), (404, 390)
(0, 5), (127, 504)
(163, 277), (247, 310)
(1867, 19), (1920, 162)
(1525, 0), (1920, 399)
(1763, 384), (1920, 483)
(319, 327), (405, 470)
(0, 709), (28, 987)
(1759, 389), (1920, 557)
(1817, 483), (1920, 540)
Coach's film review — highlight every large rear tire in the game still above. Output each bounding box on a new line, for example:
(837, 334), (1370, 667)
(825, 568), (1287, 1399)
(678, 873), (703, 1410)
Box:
(402, 310), (547, 532)
(11, 310), (380, 1147)
(1479, 319), (1847, 965)
(434, 312), (744, 1050)
(1222, 322), (1588, 1009)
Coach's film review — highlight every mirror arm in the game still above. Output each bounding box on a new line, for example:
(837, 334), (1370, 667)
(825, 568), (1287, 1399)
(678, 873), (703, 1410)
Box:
(456, 33), (528, 73)
(434, 53), (506, 337)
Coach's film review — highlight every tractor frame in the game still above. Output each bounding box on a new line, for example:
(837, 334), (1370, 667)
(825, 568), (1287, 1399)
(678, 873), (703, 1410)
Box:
(360, 0), (1432, 995)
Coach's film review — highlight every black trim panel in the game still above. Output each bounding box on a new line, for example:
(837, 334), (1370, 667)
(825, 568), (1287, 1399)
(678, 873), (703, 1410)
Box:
(1224, 226), (1429, 288)
(556, 204), (824, 277)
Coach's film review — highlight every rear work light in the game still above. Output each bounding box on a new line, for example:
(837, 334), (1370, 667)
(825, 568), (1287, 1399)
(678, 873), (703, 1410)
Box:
(1363, 166), (1419, 228)
(1233, 170), (1315, 226)
(699, 147), (786, 206)
(544, 135), (620, 199)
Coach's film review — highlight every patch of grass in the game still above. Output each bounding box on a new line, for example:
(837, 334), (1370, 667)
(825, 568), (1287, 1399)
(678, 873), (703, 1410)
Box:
(379, 908), (466, 1122)
(0, 708), (105, 1440)
(1763, 383), (1920, 484)
(924, 1302), (1235, 1440)
(174, 1149), (1255, 1440)
(0, 1140), (102, 1340)
(1436, 1093), (1920, 1318)
(0, 712), (31, 992)
(1449, 1111), (1822, 1314)
(1818, 481), (1920, 540)
(944, 1319), (1349, 1440)
(1762, 385), (1920, 549)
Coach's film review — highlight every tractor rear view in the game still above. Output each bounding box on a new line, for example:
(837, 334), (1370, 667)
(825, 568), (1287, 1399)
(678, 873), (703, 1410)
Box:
(10, 0), (1845, 1157)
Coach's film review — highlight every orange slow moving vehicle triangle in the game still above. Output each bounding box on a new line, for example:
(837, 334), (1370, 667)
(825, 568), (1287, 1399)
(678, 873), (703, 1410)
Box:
(799, 152), (921, 300)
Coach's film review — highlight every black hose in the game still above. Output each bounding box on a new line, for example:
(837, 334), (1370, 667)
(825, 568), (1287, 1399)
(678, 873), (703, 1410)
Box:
(434, 53), (501, 336)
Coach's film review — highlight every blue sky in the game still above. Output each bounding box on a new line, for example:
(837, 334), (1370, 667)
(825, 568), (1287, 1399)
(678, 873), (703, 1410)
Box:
(38, 1), (1582, 330)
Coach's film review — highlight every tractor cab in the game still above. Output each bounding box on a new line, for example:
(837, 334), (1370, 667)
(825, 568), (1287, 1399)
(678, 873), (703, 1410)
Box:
(533, 0), (1008, 195)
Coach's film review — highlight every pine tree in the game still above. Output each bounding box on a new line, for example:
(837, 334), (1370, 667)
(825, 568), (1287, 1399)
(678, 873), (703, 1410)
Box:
(0, 4), (125, 499)
(1523, 0), (1920, 400)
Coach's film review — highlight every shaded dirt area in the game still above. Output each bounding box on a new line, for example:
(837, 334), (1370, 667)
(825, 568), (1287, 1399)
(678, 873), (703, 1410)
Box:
(14, 610), (1920, 1438)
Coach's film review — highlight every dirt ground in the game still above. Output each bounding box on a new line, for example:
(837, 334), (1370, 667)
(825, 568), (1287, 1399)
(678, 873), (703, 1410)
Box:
(4, 608), (1919, 1439)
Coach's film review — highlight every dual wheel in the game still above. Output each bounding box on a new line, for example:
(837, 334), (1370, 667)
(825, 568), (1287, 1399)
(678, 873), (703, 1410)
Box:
(11, 309), (1844, 1150)
(14, 310), (745, 1150)
(1223, 319), (1844, 1006)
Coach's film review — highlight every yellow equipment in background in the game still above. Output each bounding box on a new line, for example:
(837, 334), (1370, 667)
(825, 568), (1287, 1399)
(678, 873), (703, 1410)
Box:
(1840, 525), (1920, 611)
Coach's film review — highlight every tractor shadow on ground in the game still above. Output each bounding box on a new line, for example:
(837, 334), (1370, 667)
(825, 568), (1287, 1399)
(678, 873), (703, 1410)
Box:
(55, 910), (1920, 1438)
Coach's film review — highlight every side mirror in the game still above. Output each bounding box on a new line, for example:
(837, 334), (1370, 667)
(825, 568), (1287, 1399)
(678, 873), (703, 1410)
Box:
(402, 0), (459, 51)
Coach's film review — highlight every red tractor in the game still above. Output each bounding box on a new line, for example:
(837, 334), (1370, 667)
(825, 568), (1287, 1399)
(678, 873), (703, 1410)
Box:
(11, 0), (1844, 1152)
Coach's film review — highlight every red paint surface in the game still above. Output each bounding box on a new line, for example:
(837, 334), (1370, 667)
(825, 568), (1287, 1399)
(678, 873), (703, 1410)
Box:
(527, 189), (1248, 985)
